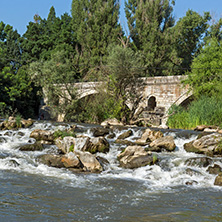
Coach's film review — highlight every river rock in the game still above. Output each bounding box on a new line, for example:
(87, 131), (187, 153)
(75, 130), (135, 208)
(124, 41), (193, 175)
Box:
(185, 168), (202, 176)
(185, 157), (213, 168)
(117, 130), (133, 140)
(82, 137), (109, 154)
(185, 180), (198, 186)
(61, 152), (82, 168)
(19, 141), (44, 151)
(91, 127), (110, 137)
(96, 156), (109, 169)
(101, 118), (124, 127)
(30, 129), (54, 143)
(135, 128), (163, 145)
(21, 118), (34, 128)
(115, 139), (135, 146)
(38, 154), (65, 168)
(107, 133), (116, 139)
(75, 150), (103, 172)
(184, 133), (222, 156)
(149, 136), (176, 152)
(55, 136), (76, 154)
(214, 173), (222, 186)
(117, 145), (154, 169)
(207, 164), (222, 175)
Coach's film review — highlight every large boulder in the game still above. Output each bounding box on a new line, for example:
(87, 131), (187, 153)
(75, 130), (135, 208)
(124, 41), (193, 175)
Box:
(55, 136), (76, 154)
(61, 152), (82, 168)
(38, 154), (65, 168)
(75, 150), (103, 172)
(184, 133), (222, 156)
(117, 145), (154, 169)
(82, 137), (109, 154)
(91, 127), (110, 137)
(30, 129), (54, 144)
(135, 128), (163, 145)
(214, 173), (222, 186)
(149, 136), (176, 152)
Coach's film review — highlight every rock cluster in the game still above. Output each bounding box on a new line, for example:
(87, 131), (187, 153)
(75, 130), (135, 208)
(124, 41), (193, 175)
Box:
(183, 133), (222, 186)
(0, 117), (34, 130)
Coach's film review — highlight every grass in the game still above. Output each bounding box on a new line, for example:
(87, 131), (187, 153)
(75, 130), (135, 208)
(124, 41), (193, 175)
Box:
(167, 96), (222, 129)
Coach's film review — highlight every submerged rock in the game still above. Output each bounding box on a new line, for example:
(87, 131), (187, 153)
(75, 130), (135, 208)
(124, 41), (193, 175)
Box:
(117, 130), (133, 140)
(117, 145), (154, 169)
(185, 157), (213, 168)
(19, 141), (44, 151)
(207, 164), (222, 175)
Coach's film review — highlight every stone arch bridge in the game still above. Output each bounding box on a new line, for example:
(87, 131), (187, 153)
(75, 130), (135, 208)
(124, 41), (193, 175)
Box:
(45, 75), (192, 124)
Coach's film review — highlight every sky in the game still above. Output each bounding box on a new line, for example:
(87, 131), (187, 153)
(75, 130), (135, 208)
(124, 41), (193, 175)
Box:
(1, 0), (222, 35)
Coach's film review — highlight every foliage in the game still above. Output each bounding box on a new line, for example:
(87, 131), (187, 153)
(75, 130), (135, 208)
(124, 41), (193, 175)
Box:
(71, 0), (122, 78)
(29, 47), (79, 120)
(167, 96), (222, 129)
(104, 45), (144, 121)
(125, 0), (180, 76)
(15, 114), (22, 128)
(173, 10), (211, 73)
(184, 38), (222, 98)
(69, 144), (74, 152)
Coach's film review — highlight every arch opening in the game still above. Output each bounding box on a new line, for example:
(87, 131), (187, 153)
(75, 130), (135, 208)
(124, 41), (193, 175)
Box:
(147, 96), (156, 111)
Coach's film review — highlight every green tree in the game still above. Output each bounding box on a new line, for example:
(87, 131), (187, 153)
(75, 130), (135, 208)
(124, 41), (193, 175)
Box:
(125, 0), (179, 76)
(22, 7), (74, 63)
(29, 46), (79, 120)
(104, 45), (144, 122)
(71, 0), (122, 79)
(185, 38), (222, 98)
(173, 10), (211, 72)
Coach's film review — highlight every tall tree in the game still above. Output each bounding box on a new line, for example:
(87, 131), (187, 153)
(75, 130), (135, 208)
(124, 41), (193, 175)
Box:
(125, 0), (179, 76)
(185, 38), (222, 98)
(71, 0), (122, 79)
(173, 10), (211, 72)
(21, 7), (74, 62)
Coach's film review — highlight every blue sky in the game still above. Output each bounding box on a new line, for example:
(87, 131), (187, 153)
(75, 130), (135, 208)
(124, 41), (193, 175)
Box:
(1, 0), (222, 35)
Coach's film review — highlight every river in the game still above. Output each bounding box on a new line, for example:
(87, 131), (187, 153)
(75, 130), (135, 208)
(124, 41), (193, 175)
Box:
(0, 121), (221, 221)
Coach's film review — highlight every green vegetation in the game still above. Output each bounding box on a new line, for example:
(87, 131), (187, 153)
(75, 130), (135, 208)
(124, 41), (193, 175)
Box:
(15, 114), (22, 128)
(1, 1), (222, 126)
(167, 96), (222, 129)
(69, 144), (74, 152)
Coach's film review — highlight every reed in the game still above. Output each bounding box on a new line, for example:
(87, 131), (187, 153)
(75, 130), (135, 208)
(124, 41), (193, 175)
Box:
(167, 96), (222, 129)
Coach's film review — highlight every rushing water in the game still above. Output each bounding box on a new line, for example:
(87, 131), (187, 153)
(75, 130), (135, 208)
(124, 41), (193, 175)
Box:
(0, 121), (222, 222)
